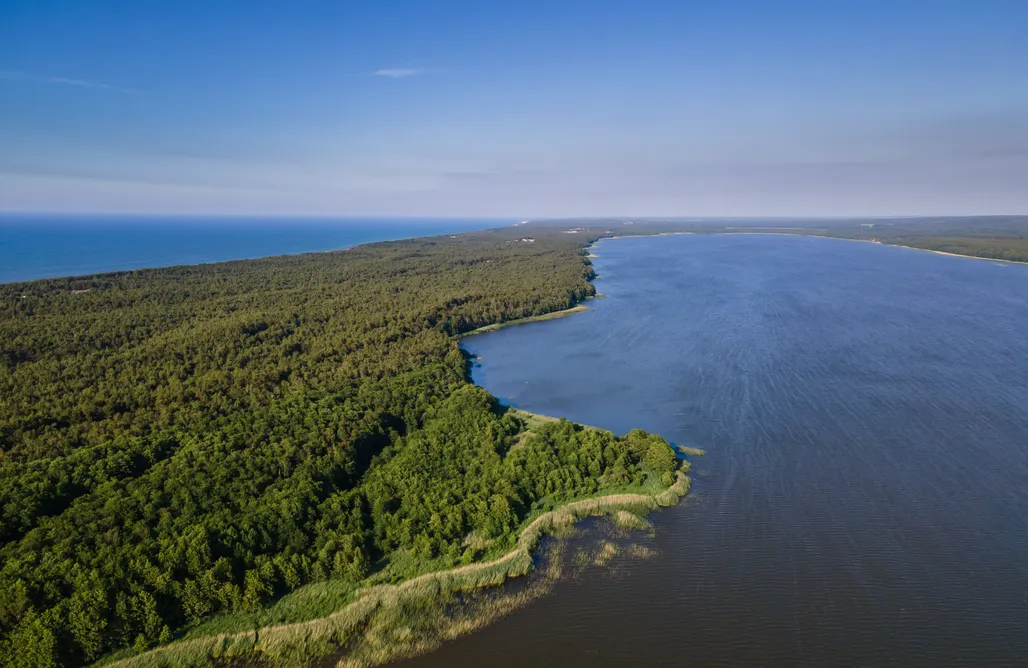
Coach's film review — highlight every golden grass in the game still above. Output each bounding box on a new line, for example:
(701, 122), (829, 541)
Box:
(625, 543), (658, 560)
(592, 541), (619, 567)
(612, 509), (652, 531)
(653, 471), (691, 507)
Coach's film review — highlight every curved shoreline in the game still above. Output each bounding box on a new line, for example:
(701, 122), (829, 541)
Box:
(97, 241), (674, 668)
(889, 243), (1028, 265)
(102, 466), (690, 668)
(99, 222), (1024, 668)
(587, 230), (1028, 266)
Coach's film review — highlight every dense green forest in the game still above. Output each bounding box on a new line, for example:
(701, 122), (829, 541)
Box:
(0, 228), (683, 667)
(819, 216), (1028, 262)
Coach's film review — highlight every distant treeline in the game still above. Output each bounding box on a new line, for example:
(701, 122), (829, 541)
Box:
(527, 215), (1028, 262)
(823, 216), (1028, 262)
(0, 229), (682, 667)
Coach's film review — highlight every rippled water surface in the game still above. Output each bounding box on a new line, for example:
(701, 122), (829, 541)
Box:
(404, 234), (1028, 668)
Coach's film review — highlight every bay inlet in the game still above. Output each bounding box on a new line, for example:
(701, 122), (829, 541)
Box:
(403, 233), (1028, 668)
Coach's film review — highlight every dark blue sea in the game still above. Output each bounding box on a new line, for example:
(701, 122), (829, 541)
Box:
(0, 215), (508, 283)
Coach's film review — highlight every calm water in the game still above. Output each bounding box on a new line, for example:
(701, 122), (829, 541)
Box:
(0, 215), (506, 283)
(409, 234), (1028, 667)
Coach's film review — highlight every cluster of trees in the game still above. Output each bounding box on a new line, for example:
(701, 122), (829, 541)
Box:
(823, 216), (1028, 262)
(889, 236), (1028, 262)
(0, 229), (677, 667)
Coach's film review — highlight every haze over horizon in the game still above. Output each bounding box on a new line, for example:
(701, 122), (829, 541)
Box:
(2, 0), (1027, 218)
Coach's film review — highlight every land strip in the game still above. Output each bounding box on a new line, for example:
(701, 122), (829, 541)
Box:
(103, 463), (691, 668)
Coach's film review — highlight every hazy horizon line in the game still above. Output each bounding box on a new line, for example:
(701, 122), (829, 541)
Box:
(2, 211), (1027, 221)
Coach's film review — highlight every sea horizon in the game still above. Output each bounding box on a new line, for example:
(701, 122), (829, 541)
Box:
(0, 214), (515, 284)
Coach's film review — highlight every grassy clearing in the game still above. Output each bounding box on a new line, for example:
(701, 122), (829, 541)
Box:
(459, 304), (590, 337)
(102, 466), (691, 668)
(507, 408), (607, 451)
(509, 408), (562, 431)
(173, 577), (361, 641)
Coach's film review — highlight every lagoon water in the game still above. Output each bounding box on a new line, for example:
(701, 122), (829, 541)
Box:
(0, 215), (504, 283)
(409, 234), (1028, 667)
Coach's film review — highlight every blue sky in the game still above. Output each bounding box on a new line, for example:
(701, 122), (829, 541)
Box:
(1, 0), (1026, 216)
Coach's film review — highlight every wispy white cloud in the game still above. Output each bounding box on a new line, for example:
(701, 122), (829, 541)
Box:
(44, 76), (137, 94)
(0, 71), (137, 93)
(373, 68), (425, 79)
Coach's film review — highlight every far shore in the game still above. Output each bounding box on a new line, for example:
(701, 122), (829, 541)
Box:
(600, 231), (695, 242)
(890, 243), (1028, 266)
(587, 230), (1028, 267)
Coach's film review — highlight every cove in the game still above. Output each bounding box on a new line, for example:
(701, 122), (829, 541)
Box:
(402, 233), (1028, 667)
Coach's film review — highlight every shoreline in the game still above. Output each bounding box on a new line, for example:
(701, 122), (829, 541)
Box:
(890, 243), (1028, 266)
(459, 304), (591, 338)
(77, 221), (1023, 667)
(104, 460), (691, 668)
(587, 230), (1028, 266)
(600, 231), (695, 242)
(93, 237), (673, 668)
(0, 220), (508, 286)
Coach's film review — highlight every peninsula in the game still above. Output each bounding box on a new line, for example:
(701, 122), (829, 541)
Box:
(0, 226), (689, 668)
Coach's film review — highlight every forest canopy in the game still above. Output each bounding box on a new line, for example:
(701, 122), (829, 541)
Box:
(0, 227), (680, 667)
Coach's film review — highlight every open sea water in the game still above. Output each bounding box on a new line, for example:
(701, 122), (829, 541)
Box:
(0, 214), (507, 283)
